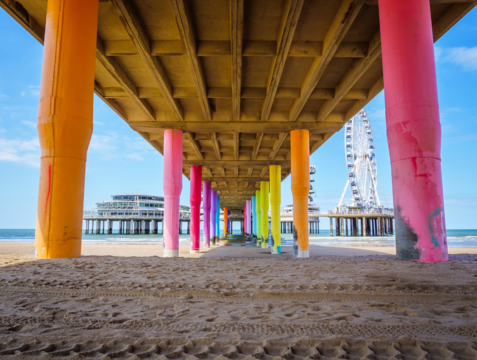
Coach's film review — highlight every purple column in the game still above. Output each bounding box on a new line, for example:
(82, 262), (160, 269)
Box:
(163, 129), (183, 257)
(190, 165), (202, 253)
(211, 190), (217, 245)
(203, 181), (211, 247)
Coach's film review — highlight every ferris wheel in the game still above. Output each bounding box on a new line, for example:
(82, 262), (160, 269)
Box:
(338, 109), (388, 210)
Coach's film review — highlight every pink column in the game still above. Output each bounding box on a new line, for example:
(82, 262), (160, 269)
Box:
(379, 0), (448, 262)
(202, 181), (211, 247)
(246, 200), (252, 235)
(211, 190), (217, 245)
(163, 129), (183, 257)
(189, 165), (202, 253)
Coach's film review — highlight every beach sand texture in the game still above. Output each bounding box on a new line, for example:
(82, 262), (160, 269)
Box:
(0, 243), (476, 359)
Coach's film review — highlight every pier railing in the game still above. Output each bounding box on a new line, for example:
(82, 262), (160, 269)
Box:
(330, 208), (394, 216)
(84, 210), (190, 220)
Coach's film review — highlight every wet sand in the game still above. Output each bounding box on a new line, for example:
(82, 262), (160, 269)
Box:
(0, 242), (476, 358)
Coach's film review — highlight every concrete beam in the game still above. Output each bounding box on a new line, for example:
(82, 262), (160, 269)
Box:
(231, 0), (243, 121)
(289, 0), (364, 121)
(169, 0), (211, 121)
(130, 121), (342, 134)
(111, 0), (183, 121)
(182, 160), (290, 166)
(261, 0), (304, 121)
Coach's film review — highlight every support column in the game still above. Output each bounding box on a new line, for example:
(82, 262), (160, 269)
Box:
(341, 218), (345, 237)
(378, 217), (381, 236)
(216, 196), (220, 243)
(260, 181), (270, 248)
(151, 220), (157, 234)
(246, 200), (252, 237)
(203, 181), (211, 247)
(362, 217), (366, 237)
(252, 196), (257, 237)
(223, 207), (228, 236)
(379, 0), (447, 262)
(34, 0), (99, 258)
(141, 220), (146, 234)
(107, 219), (112, 235)
(330, 218), (333, 236)
(163, 129), (183, 257)
(291, 130), (310, 258)
(211, 190), (217, 245)
(189, 165), (202, 253)
(256, 190), (262, 246)
(95, 220), (100, 235)
(270, 165), (281, 254)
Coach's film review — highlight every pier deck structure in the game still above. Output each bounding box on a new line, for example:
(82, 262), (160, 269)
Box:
(4, 0), (474, 261)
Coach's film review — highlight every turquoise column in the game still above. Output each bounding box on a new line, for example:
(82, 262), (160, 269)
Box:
(252, 196), (257, 237)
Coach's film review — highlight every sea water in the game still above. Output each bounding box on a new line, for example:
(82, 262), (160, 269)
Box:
(1, 228), (476, 248)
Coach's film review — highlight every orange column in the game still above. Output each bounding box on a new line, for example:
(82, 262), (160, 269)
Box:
(223, 207), (228, 236)
(291, 130), (310, 258)
(34, 0), (99, 258)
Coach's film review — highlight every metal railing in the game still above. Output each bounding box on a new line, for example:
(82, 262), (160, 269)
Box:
(329, 208), (394, 216)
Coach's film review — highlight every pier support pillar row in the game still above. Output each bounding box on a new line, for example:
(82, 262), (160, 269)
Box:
(163, 129), (183, 257)
(189, 165), (202, 253)
(270, 165), (281, 254)
(34, 0), (99, 258)
(379, 0), (448, 262)
(260, 181), (270, 248)
(291, 130), (310, 258)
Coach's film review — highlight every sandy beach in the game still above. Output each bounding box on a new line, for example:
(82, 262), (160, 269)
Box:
(0, 243), (476, 358)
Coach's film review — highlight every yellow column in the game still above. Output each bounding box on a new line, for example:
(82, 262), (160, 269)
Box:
(256, 190), (262, 246)
(35, 0), (99, 258)
(291, 130), (310, 258)
(270, 165), (281, 254)
(260, 181), (270, 248)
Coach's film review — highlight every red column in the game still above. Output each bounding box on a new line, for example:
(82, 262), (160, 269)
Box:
(189, 165), (202, 253)
(379, 0), (448, 262)
(163, 129), (183, 257)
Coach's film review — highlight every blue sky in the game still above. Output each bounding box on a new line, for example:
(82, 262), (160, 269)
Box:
(0, 8), (476, 229)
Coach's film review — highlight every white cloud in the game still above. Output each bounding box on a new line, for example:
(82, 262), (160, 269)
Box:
(21, 120), (37, 129)
(435, 46), (477, 71)
(88, 132), (151, 161)
(126, 153), (144, 161)
(21, 85), (40, 97)
(0, 137), (41, 167)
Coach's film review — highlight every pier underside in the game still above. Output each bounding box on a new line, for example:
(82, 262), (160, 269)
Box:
(2, 0), (475, 213)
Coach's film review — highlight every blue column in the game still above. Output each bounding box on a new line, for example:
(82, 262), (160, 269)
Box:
(252, 196), (257, 236)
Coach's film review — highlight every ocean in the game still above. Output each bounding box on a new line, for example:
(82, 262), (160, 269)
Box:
(1, 229), (476, 247)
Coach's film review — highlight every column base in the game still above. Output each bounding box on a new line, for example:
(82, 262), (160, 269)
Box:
(203, 243), (210, 248)
(190, 249), (200, 254)
(271, 246), (281, 255)
(293, 250), (309, 258)
(163, 249), (179, 257)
